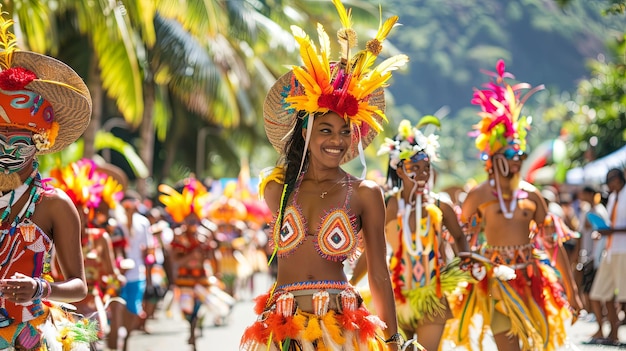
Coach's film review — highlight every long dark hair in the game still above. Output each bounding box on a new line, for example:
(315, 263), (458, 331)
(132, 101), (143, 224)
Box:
(274, 113), (309, 225)
(384, 133), (405, 190)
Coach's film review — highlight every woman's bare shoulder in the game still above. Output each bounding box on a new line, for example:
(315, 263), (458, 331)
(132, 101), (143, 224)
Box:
(352, 177), (381, 193)
(37, 188), (77, 214)
(351, 178), (384, 214)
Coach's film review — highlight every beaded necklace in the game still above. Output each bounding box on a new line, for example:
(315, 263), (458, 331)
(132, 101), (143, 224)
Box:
(399, 195), (429, 257)
(491, 177), (518, 219)
(0, 161), (44, 236)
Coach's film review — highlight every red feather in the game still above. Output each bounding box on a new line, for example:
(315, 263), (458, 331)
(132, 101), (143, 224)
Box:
(253, 292), (271, 314)
(0, 67), (37, 90)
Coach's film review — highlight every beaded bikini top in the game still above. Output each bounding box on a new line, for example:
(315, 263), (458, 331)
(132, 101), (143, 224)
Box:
(271, 173), (360, 262)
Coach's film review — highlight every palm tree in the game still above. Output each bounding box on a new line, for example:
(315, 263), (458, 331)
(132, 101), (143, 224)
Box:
(6, 0), (396, 196)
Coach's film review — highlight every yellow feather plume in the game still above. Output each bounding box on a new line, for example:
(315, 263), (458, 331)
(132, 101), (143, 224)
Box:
(158, 179), (209, 223)
(278, 0), (407, 139)
(332, 0), (352, 30)
(350, 13), (400, 77)
(0, 11), (17, 70)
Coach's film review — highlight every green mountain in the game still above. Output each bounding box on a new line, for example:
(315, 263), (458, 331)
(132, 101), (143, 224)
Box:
(379, 0), (624, 184)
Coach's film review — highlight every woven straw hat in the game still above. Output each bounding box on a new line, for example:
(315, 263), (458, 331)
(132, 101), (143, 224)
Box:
(7, 51), (92, 154)
(263, 69), (385, 165)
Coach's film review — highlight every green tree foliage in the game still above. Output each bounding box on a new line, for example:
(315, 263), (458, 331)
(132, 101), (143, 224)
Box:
(378, 0), (624, 184)
(544, 36), (626, 170)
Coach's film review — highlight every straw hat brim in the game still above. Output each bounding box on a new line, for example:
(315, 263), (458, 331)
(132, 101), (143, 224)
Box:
(263, 70), (385, 164)
(12, 51), (92, 154)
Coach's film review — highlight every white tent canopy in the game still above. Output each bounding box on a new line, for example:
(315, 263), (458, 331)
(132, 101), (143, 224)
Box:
(566, 144), (626, 185)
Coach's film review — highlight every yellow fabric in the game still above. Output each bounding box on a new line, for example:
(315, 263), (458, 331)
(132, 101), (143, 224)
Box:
(258, 166), (285, 200)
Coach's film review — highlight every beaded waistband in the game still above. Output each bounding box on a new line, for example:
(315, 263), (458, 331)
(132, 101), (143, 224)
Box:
(290, 288), (345, 297)
(483, 242), (534, 265)
(276, 280), (349, 292)
(484, 242), (534, 251)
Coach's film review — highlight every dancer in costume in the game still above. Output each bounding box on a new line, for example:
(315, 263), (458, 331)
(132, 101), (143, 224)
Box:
(446, 60), (581, 351)
(374, 118), (472, 350)
(0, 12), (97, 350)
(208, 194), (252, 299)
(239, 1), (409, 350)
(48, 159), (126, 339)
(159, 177), (235, 349)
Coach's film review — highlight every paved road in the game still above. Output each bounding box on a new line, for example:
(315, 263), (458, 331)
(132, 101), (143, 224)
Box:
(125, 274), (626, 350)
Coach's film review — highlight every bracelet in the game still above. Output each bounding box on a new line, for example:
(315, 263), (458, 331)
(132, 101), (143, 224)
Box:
(31, 279), (43, 300)
(32, 278), (52, 300)
(384, 332), (405, 347)
(42, 279), (52, 299)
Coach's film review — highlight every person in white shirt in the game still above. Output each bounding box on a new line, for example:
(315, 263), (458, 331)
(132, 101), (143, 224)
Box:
(588, 168), (626, 345)
(576, 186), (609, 322)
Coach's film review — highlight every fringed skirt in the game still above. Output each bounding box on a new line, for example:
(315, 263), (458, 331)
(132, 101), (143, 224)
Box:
(240, 280), (391, 351)
(0, 302), (98, 351)
(396, 258), (472, 331)
(445, 244), (572, 351)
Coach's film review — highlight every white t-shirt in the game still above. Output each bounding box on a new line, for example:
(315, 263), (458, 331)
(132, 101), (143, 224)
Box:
(121, 212), (153, 281)
(607, 185), (626, 254)
(579, 202), (610, 265)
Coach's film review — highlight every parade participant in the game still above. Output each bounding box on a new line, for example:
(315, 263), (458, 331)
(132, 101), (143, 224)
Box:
(108, 190), (153, 350)
(374, 118), (472, 350)
(0, 12), (95, 350)
(159, 177), (234, 349)
(446, 59), (580, 351)
(142, 206), (172, 322)
(48, 159), (126, 336)
(240, 0), (409, 349)
(208, 194), (252, 299)
(575, 185), (608, 325)
(587, 168), (626, 346)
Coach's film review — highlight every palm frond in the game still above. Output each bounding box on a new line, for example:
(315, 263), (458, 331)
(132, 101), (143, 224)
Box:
(152, 15), (221, 116)
(94, 131), (149, 178)
(120, 0), (156, 46)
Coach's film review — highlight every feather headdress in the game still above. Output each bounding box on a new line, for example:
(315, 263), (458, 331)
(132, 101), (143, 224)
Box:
(263, 0), (408, 165)
(158, 177), (211, 224)
(49, 159), (124, 211)
(377, 116), (441, 170)
(470, 59), (544, 169)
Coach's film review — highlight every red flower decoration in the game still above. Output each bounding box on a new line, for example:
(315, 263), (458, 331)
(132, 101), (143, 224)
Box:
(318, 91), (359, 117)
(0, 67), (38, 91)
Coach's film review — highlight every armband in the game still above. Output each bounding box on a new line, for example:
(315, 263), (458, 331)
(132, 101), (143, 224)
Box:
(461, 213), (481, 231)
(258, 166), (285, 199)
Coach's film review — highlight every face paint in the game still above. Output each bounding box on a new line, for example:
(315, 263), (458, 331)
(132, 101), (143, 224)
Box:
(400, 153), (431, 200)
(0, 131), (36, 174)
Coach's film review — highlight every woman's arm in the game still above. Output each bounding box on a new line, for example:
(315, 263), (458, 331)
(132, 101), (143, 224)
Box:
(440, 200), (470, 253)
(48, 190), (88, 302)
(358, 181), (399, 349)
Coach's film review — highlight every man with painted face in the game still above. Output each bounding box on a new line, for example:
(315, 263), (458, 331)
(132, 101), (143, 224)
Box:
(445, 60), (581, 351)
(0, 13), (92, 351)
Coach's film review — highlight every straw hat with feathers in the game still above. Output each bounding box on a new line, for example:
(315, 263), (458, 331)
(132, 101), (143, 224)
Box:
(0, 12), (91, 154)
(263, 0), (408, 165)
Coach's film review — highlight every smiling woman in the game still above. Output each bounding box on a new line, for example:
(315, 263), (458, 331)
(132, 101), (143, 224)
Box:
(239, 0), (410, 350)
